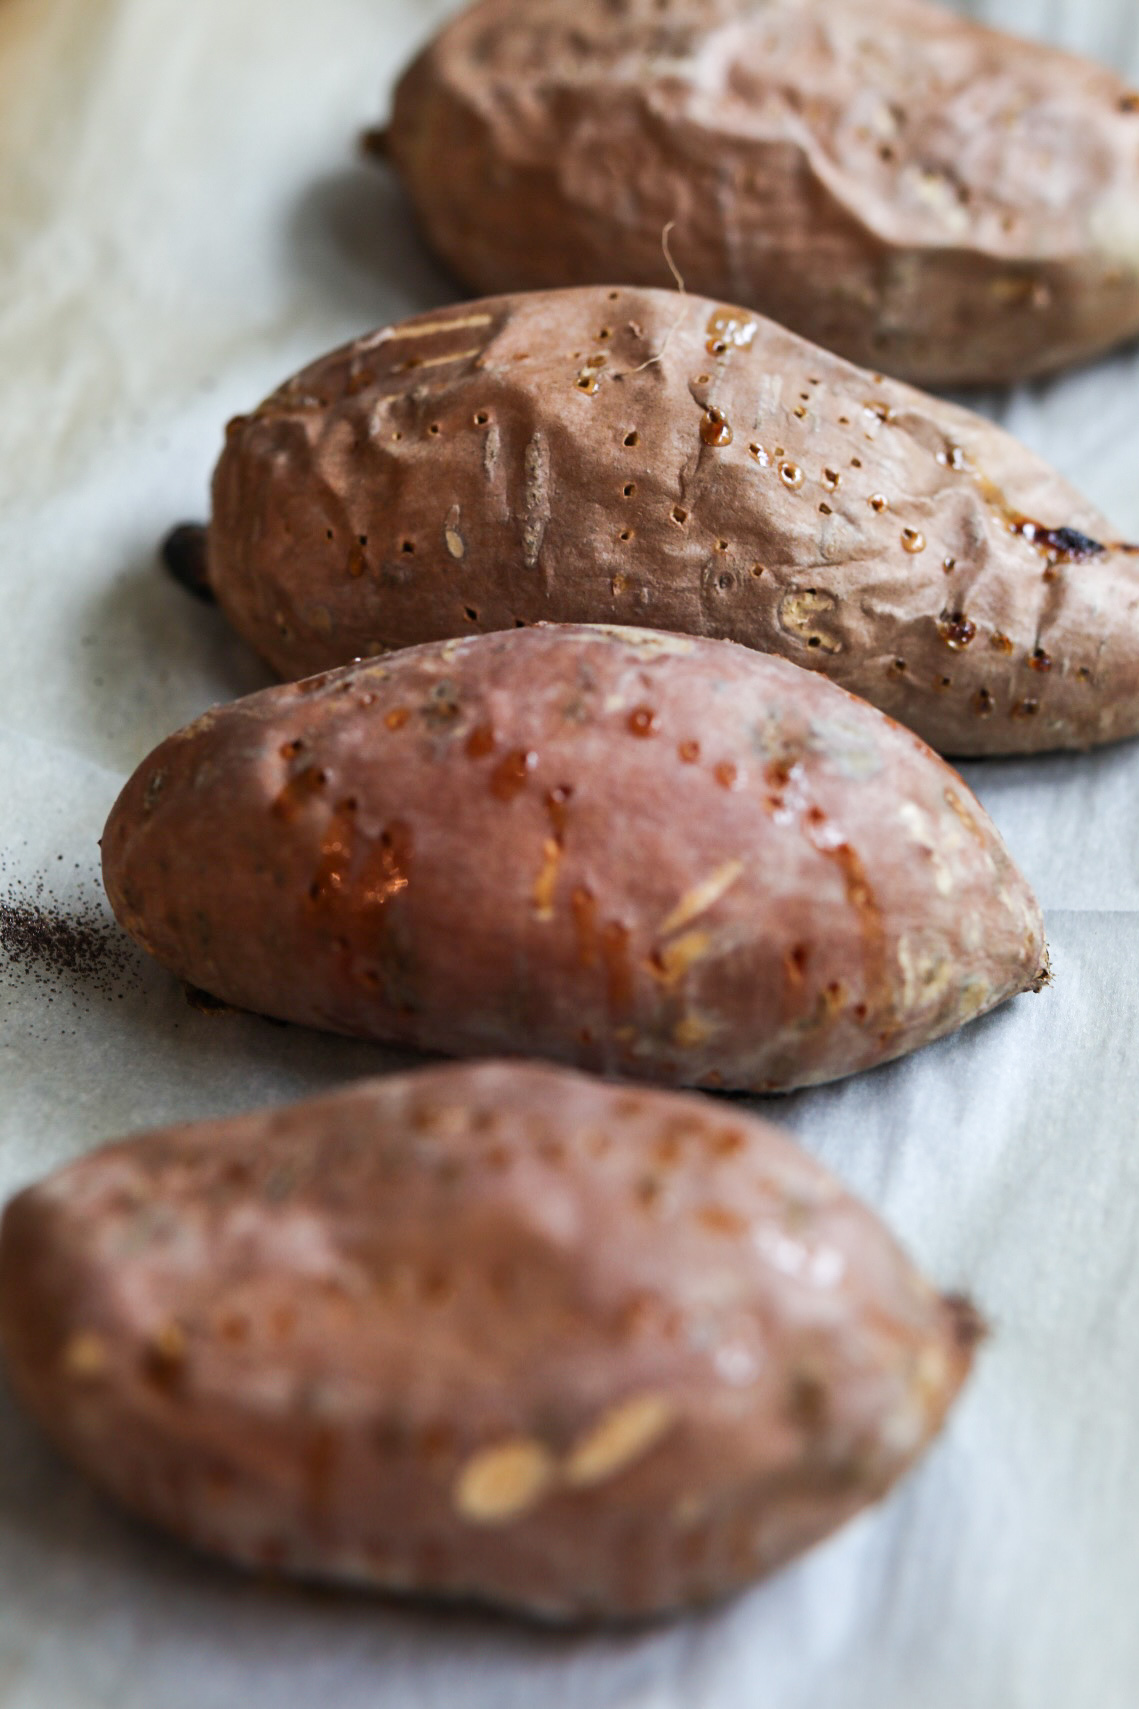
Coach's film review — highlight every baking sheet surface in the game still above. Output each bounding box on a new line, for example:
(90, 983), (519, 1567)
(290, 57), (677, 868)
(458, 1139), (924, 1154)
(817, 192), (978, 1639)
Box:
(1, 2), (1137, 1703)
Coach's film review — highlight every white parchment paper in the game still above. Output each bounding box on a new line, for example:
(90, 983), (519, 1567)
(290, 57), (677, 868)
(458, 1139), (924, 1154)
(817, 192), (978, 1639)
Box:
(1, 1), (1138, 1703)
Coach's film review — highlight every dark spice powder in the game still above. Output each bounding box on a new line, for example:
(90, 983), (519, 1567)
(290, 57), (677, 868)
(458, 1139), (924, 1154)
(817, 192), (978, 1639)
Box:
(0, 863), (139, 1009)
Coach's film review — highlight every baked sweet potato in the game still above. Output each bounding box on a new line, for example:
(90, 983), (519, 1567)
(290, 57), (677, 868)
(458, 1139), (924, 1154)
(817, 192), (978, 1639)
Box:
(102, 625), (1047, 1091)
(383, 0), (1139, 387)
(207, 287), (1139, 756)
(0, 1060), (981, 1621)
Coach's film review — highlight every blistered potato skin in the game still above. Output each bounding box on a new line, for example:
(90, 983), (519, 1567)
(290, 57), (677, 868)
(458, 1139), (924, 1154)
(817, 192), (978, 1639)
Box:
(386, 0), (1139, 387)
(0, 1061), (980, 1621)
(209, 288), (1139, 758)
(102, 626), (1045, 1092)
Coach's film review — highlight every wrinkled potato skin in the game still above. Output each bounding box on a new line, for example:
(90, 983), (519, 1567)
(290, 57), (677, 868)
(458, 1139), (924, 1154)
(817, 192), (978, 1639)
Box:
(0, 1061), (980, 1621)
(102, 626), (1046, 1092)
(210, 288), (1139, 756)
(386, 0), (1139, 387)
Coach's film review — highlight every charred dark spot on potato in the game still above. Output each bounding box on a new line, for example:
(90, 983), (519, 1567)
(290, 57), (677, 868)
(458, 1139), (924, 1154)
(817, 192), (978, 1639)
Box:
(1028, 648), (1053, 672)
(1009, 519), (1106, 560)
(161, 523), (214, 604)
(972, 687), (995, 717)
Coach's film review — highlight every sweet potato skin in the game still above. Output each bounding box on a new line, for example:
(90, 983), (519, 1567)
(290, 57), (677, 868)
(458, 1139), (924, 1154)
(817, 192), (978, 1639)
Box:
(101, 625), (1045, 1092)
(0, 1060), (979, 1621)
(385, 0), (1139, 387)
(208, 288), (1139, 757)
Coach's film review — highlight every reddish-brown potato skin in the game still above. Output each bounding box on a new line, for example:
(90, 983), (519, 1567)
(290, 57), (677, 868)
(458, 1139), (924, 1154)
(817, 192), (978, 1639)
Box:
(208, 289), (1139, 756)
(386, 0), (1139, 387)
(102, 626), (1046, 1091)
(0, 1061), (981, 1621)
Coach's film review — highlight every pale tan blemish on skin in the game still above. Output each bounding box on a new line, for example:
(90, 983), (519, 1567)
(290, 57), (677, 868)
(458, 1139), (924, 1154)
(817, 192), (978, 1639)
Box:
(660, 860), (744, 937)
(454, 1439), (556, 1525)
(564, 1394), (677, 1488)
(150, 1320), (188, 1364)
(651, 929), (712, 986)
(397, 348), (483, 372)
(358, 314), (494, 350)
(483, 423), (501, 481)
(898, 803), (954, 896)
(62, 1332), (108, 1379)
(532, 838), (562, 921)
(913, 1343), (952, 1411)
(522, 433), (551, 572)
(779, 590), (842, 653)
(898, 937), (954, 1010)
(444, 505), (465, 561)
(706, 307), (758, 352)
(673, 1014), (714, 1049)
(944, 788), (986, 845)
(581, 625), (694, 658)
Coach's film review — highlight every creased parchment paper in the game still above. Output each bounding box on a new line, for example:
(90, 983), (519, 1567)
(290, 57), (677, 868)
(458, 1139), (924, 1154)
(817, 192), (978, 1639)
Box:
(1, 1), (1137, 1703)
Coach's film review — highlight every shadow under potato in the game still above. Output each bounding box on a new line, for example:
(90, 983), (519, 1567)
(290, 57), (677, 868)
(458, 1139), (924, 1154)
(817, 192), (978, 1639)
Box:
(70, 539), (275, 776)
(286, 160), (462, 332)
(0, 1366), (665, 1656)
